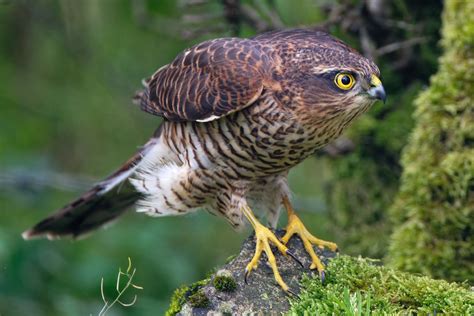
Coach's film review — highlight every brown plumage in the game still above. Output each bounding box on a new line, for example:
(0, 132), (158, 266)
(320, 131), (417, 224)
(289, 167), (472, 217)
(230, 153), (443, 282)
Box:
(135, 29), (379, 123)
(23, 28), (386, 293)
(135, 38), (271, 122)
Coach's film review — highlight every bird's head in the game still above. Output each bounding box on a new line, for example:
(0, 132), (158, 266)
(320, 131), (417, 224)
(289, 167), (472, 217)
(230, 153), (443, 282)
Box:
(276, 31), (386, 123)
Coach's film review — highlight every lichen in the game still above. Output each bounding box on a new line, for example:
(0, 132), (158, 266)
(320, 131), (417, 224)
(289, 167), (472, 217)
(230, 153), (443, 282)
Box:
(218, 302), (235, 315)
(288, 255), (474, 315)
(165, 278), (209, 316)
(388, 0), (474, 282)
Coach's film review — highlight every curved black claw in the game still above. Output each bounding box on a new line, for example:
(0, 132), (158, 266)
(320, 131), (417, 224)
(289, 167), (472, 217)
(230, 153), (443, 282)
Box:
(244, 269), (250, 285)
(287, 288), (299, 298)
(320, 270), (326, 284)
(286, 249), (304, 269)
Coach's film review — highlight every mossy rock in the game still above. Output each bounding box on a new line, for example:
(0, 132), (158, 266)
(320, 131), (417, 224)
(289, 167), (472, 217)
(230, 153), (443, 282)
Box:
(166, 279), (210, 316)
(167, 230), (336, 315)
(166, 232), (472, 315)
(289, 256), (473, 315)
(188, 290), (210, 308)
(213, 271), (237, 293)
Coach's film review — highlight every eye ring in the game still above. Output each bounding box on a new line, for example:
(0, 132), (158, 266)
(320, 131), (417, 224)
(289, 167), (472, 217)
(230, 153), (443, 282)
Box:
(334, 73), (356, 90)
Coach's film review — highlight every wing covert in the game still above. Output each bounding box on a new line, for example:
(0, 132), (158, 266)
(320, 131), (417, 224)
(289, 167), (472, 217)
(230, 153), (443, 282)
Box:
(134, 38), (271, 122)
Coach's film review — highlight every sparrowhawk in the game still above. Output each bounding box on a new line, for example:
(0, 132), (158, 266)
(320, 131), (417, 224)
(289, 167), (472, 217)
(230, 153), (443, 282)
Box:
(23, 29), (386, 293)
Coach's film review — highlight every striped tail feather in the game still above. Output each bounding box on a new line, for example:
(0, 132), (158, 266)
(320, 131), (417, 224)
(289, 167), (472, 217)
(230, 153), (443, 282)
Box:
(22, 136), (161, 240)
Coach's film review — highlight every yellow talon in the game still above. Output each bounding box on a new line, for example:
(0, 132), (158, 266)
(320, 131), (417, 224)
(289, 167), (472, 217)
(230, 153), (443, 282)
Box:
(242, 205), (291, 293)
(282, 196), (338, 278)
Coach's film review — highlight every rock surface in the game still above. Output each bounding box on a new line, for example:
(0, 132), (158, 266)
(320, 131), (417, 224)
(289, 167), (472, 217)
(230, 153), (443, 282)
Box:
(177, 230), (337, 315)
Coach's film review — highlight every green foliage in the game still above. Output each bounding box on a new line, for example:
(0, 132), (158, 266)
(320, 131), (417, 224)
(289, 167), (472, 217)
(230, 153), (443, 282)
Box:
(288, 256), (474, 315)
(166, 279), (209, 316)
(388, 0), (474, 282)
(213, 274), (237, 292)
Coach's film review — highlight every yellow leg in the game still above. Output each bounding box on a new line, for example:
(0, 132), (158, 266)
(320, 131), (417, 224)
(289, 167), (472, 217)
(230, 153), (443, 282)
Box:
(242, 205), (298, 294)
(281, 196), (338, 280)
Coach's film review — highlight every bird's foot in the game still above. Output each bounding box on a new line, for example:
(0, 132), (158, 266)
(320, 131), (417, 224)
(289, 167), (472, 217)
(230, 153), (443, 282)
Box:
(282, 213), (337, 281)
(244, 219), (295, 294)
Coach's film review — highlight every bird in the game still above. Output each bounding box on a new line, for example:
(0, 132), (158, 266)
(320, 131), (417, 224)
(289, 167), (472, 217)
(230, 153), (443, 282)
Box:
(23, 28), (386, 293)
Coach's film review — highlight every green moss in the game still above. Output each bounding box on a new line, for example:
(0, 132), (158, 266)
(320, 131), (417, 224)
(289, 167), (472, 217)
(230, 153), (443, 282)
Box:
(213, 275), (237, 292)
(188, 290), (210, 308)
(225, 254), (237, 264)
(288, 256), (474, 315)
(388, 1), (474, 282)
(166, 286), (188, 316)
(165, 278), (209, 316)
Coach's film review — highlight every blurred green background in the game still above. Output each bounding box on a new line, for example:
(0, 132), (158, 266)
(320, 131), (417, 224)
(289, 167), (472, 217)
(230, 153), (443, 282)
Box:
(0, 0), (443, 315)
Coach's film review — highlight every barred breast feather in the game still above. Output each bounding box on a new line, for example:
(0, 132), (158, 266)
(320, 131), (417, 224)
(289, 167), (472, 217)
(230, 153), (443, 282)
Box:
(130, 93), (321, 228)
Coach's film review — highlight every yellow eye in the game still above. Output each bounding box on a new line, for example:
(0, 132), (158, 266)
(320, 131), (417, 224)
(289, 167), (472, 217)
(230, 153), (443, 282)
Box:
(334, 73), (355, 90)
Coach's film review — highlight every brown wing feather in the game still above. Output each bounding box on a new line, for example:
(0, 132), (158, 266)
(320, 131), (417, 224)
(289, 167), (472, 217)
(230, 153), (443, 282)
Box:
(135, 38), (272, 122)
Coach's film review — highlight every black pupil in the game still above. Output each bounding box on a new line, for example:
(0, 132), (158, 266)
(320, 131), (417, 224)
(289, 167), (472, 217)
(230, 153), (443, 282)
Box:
(341, 75), (351, 85)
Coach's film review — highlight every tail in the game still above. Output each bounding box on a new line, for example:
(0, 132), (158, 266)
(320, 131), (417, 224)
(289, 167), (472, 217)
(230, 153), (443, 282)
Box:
(22, 134), (161, 240)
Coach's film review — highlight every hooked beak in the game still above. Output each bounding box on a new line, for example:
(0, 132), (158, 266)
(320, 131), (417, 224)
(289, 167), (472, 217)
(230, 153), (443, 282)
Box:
(368, 74), (387, 104)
